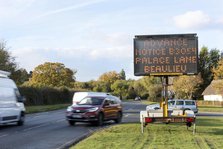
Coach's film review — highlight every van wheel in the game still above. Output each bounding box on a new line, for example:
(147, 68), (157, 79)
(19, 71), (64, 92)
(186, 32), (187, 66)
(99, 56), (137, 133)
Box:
(97, 113), (104, 126)
(114, 112), (122, 123)
(68, 120), (75, 126)
(17, 112), (25, 126)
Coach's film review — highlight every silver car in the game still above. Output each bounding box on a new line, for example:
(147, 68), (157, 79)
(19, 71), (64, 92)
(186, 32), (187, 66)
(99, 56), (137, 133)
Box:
(146, 99), (198, 113)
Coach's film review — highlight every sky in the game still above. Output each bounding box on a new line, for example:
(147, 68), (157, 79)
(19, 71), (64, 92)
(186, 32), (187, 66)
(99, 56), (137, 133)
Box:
(1, 0), (223, 82)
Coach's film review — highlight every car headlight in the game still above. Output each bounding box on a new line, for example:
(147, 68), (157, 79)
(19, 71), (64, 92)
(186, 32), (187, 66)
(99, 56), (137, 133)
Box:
(67, 106), (73, 112)
(87, 107), (99, 112)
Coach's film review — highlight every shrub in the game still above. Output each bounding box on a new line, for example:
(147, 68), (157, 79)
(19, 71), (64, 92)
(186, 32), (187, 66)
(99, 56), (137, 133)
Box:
(18, 86), (74, 106)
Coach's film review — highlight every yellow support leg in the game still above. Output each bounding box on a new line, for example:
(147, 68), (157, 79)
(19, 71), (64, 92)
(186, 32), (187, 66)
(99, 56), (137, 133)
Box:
(163, 104), (168, 117)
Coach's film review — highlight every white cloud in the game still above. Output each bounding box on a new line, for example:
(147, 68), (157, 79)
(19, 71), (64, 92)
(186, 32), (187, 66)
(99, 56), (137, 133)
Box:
(36, 0), (107, 19)
(89, 46), (131, 59)
(216, 18), (223, 24)
(0, 0), (35, 18)
(173, 10), (211, 29)
(11, 48), (49, 71)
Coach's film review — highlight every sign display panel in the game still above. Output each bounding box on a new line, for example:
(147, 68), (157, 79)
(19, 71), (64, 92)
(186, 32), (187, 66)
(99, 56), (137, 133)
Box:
(134, 34), (198, 76)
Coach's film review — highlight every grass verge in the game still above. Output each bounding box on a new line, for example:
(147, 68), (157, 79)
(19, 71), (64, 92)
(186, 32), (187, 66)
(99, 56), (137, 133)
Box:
(199, 106), (223, 113)
(26, 103), (70, 114)
(73, 117), (223, 149)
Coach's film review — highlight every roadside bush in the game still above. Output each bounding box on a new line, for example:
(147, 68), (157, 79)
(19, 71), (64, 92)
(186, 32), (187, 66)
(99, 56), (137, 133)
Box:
(197, 100), (223, 107)
(18, 86), (74, 106)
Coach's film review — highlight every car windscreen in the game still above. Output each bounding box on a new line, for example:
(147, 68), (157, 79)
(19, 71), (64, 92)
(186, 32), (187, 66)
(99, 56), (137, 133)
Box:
(0, 87), (16, 102)
(78, 97), (105, 105)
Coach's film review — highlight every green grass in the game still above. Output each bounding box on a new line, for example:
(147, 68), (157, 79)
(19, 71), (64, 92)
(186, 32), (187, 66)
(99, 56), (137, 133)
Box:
(141, 100), (158, 105)
(73, 117), (223, 149)
(199, 106), (223, 113)
(26, 103), (70, 114)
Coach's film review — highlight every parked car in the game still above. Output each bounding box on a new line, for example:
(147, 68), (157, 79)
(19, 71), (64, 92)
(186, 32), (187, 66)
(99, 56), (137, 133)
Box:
(0, 70), (26, 126)
(134, 96), (141, 101)
(66, 93), (122, 126)
(146, 99), (198, 113)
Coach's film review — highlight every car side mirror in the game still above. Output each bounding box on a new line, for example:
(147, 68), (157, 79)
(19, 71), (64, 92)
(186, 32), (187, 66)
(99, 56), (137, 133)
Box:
(103, 102), (109, 107)
(17, 96), (26, 103)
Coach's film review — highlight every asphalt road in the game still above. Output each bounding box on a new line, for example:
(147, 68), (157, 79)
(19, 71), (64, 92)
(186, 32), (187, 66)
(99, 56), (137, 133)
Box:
(0, 101), (144, 149)
(0, 101), (222, 149)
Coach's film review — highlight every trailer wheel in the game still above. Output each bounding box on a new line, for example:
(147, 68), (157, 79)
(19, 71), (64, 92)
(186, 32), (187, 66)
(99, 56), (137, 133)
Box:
(186, 122), (192, 127)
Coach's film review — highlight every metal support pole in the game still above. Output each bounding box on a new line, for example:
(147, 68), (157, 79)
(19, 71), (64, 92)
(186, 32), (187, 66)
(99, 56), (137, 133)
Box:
(141, 115), (144, 133)
(163, 76), (168, 117)
(193, 116), (196, 135)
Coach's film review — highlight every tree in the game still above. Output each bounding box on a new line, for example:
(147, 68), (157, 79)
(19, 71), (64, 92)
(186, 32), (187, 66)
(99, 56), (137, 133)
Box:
(209, 48), (220, 69)
(119, 69), (126, 80)
(73, 81), (90, 91)
(199, 46), (211, 86)
(111, 80), (129, 99)
(98, 71), (121, 84)
(140, 76), (162, 101)
(199, 46), (220, 87)
(212, 59), (223, 80)
(133, 76), (162, 101)
(98, 71), (121, 92)
(93, 81), (110, 92)
(29, 62), (76, 88)
(134, 79), (148, 99)
(11, 68), (30, 85)
(172, 75), (203, 99)
(0, 40), (30, 84)
(0, 41), (17, 75)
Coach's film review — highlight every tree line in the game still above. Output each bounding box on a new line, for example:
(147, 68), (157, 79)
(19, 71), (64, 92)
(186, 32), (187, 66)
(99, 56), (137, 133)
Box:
(1, 41), (223, 103)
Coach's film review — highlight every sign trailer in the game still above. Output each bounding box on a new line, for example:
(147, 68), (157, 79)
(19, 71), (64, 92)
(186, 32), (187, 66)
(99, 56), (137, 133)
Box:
(134, 34), (198, 134)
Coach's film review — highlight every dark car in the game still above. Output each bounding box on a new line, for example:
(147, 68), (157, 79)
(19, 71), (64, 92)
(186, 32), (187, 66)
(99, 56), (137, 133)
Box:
(66, 94), (122, 126)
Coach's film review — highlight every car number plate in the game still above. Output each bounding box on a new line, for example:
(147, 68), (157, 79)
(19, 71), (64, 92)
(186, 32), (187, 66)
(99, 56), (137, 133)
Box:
(72, 114), (82, 118)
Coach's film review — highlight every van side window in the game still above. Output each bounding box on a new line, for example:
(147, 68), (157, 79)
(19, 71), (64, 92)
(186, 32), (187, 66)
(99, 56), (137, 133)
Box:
(168, 101), (175, 106)
(176, 101), (184, 105)
(185, 101), (195, 105)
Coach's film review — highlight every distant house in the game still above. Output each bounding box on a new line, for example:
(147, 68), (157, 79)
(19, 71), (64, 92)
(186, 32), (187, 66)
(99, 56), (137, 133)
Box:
(202, 80), (223, 101)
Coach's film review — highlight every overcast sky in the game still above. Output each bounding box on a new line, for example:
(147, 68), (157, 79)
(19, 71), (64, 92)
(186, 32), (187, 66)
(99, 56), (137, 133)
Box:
(1, 0), (223, 81)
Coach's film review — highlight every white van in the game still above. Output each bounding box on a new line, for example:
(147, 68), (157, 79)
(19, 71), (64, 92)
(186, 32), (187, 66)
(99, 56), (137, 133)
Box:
(72, 92), (110, 105)
(0, 70), (26, 126)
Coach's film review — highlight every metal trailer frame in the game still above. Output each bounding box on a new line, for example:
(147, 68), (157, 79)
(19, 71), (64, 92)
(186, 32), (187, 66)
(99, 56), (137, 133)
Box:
(141, 115), (196, 135)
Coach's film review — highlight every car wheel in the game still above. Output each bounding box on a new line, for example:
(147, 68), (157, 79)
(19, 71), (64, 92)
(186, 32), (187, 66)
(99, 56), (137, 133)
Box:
(114, 112), (122, 123)
(68, 120), (75, 126)
(97, 113), (104, 126)
(17, 112), (25, 126)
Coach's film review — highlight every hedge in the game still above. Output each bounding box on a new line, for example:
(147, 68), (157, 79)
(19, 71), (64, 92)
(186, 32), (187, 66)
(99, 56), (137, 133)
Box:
(18, 87), (75, 106)
(197, 100), (223, 107)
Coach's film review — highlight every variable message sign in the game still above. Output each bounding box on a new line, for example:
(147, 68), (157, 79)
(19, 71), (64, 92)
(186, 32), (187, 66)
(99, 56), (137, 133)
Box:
(134, 34), (198, 76)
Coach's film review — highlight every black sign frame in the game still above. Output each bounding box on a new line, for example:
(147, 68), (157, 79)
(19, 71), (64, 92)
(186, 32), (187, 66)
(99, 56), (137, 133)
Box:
(134, 34), (198, 76)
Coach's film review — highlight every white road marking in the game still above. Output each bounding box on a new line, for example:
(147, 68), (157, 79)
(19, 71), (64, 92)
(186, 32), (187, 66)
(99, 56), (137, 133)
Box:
(22, 123), (49, 132)
(0, 134), (9, 138)
(124, 114), (129, 117)
(23, 119), (65, 132)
